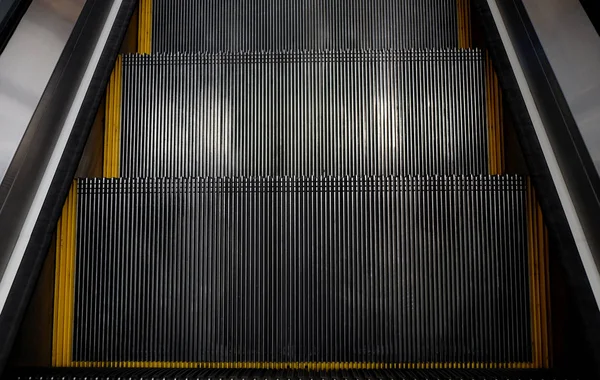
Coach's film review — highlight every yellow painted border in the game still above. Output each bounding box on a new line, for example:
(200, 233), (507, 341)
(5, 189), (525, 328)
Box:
(486, 53), (505, 175)
(52, 180), (77, 367)
(103, 55), (122, 178)
(138, 0), (152, 54)
(456, 0), (472, 48)
(526, 178), (552, 368)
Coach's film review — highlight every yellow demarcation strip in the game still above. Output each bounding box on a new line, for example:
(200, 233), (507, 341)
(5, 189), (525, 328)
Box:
(103, 55), (122, 178)
(526, 178), (552, 368)
(456, 0), (472, 49)
(138, 0), (153, 54)
(486, 53), (504, 175)
(52, 180), (77, 367)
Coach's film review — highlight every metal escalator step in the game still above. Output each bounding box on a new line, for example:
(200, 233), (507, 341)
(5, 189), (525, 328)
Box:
(115, 50), (488, 177)
(5, 367), (578, 380)
(149, 0), (461, 53)
(52, 175), (546, 368)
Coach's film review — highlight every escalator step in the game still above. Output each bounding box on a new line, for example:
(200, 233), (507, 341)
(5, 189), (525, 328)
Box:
(150, 0), (462, 52)
(115, 50), (488, 177)
(4, 367), (578, 380)
(51, 175), (547, 368)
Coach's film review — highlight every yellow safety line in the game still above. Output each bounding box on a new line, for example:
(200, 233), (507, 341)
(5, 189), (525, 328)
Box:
(456, 0), (472, 49)
(526, 178), (552, 368)
(138, 0), (153, 54)
(528, 181), (540, 367)
(499, 87), (505, 172)
(115, 55), (122, 177)
(52, 180), (77, 367)
(486, 53), (504, 175)
(103, 55), (122, 178)
(71, 361), (540, 370)
(538, 201), (551, 367)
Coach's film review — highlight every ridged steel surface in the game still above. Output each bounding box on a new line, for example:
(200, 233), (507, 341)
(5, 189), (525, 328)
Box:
(6, 368), (576, 380)
(120, 50), (487, 177)
(151, 0), (459, 52)
(71, 176), (531, 365)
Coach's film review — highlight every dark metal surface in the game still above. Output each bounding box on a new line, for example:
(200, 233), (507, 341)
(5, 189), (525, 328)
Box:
(521, 0), (600, 176)
(0, 0), (84, 183)
(152, 0), (459, 52)
(0, 0), (136, 374)
(121, 51), (487, 177)
(473, 0), (600, 372)
(2, 367), (580, 380)
(72, 175), (530, 364)
(579, 0), (600, 47)
(0, 0), (32, 54)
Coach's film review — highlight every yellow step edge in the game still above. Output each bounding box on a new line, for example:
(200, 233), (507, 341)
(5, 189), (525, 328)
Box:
(456, 0), (472, 49)
(52, 180), (77, 367)
(527, 179), (540, 367)
(538, 199), (551, 367)
(138, 0), (152, 54)
(486, 53), (504, 175)
(103, 55), (122, 178)
(526, 179), (552, 368)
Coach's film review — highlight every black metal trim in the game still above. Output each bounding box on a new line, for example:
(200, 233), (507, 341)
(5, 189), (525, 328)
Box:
(472, 0), (600, 374)
(0, 0), (32, 55)
(0, 0), (137, 375)
(580, 0), (600, 37)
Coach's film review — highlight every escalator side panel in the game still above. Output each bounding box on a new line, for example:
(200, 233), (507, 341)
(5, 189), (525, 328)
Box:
(526, 179), (551, 368)
(485, 54), (505, 175)
(0, 1), (137, 374)
(472, 0), (600, 371)
(52, 182), (77, 368)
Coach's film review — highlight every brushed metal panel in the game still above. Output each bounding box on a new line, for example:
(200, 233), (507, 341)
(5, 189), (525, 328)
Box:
(0, 0), (85, 182)
(521, 0), (600, 173)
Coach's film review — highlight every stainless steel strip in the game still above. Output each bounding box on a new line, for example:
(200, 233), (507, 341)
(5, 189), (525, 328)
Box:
(0, 0), (86, 183)
(485, 0), (600, 314)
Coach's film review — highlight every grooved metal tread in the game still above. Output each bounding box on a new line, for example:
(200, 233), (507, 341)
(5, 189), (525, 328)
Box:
(51, 175), (549, 367)
(116, 50), (489, 177)
(150, 0), (461, 52)
(5, 368), (578, 380)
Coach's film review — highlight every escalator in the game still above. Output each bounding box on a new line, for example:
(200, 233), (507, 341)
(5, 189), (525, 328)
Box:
(1, 1), (599, 379)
